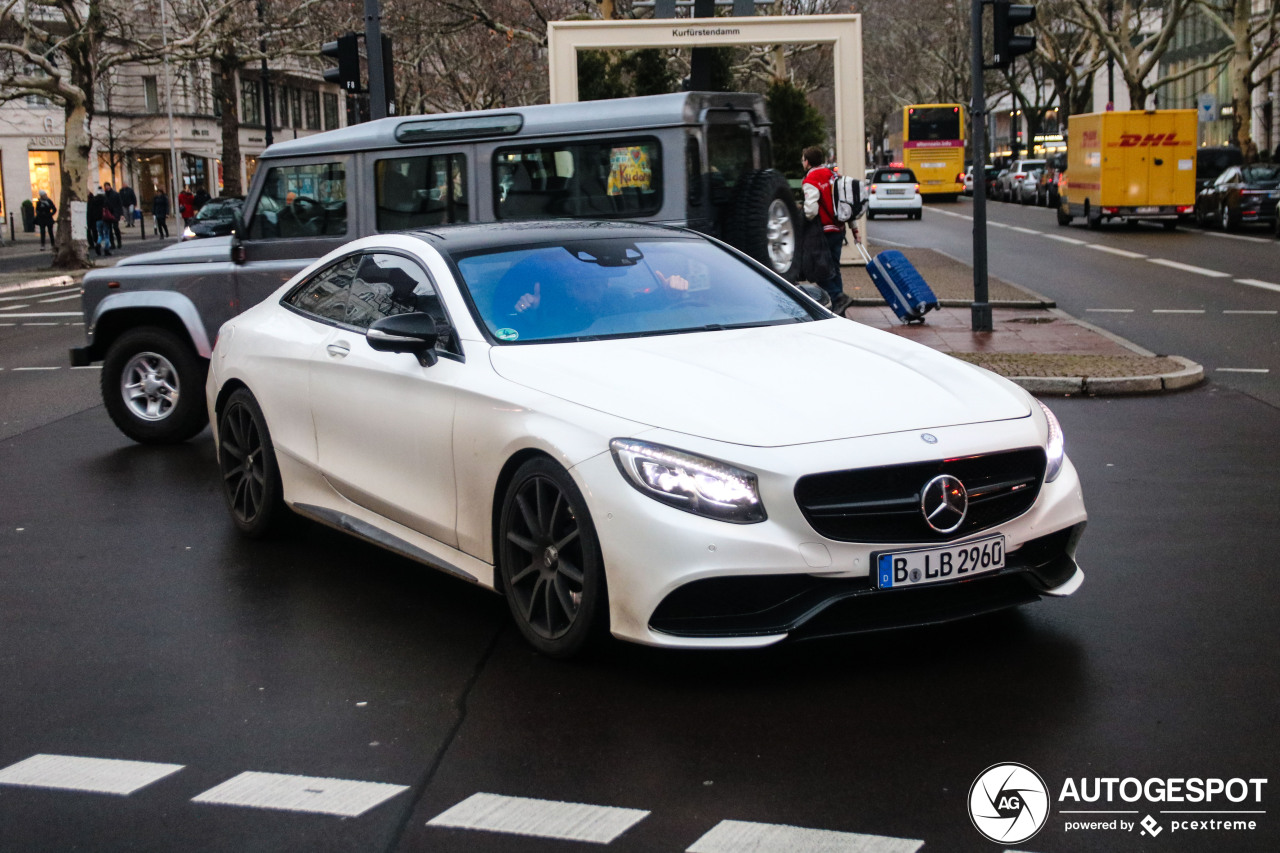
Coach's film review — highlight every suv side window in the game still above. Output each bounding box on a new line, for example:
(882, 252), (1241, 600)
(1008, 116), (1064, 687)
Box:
(494, 139), (661, 219)
(248, 161), (347, 239)
(285, 255), (360, 324)
(375, 153), (468, 230)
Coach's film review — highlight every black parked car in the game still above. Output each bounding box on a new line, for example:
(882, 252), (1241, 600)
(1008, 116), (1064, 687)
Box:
(1194, 164), (1280, 231)
(180, 197), (245, 241)
(1195, 146), (1244, 195)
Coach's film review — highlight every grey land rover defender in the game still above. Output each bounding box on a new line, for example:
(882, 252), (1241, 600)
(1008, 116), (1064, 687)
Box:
(72, 91), (801, 444)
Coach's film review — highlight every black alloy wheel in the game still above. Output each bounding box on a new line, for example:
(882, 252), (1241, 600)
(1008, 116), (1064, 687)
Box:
(499, 458), (607, 658)
(218, 388), (285, 538)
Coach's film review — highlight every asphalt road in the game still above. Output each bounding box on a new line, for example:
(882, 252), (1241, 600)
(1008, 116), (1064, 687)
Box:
(1, 259), (1278, 851)
(867, 197), (1280, 406)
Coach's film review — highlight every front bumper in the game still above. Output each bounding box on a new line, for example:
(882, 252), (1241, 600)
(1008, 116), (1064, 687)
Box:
(572, 417), (1087, 649)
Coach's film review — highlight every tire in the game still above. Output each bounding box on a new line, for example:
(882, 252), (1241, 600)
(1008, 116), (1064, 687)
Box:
(498, 457), (609, 658)
(1057, 205), (1072, 227)
(102, 326), (209, 444)
(1162, 220), (1178, 231)
(866, 210), (876, 220)
(1195, 206), (1207, 228)
(725, 169), (800, 280)
(217, 388), (286, 538)
(1085, 201), (1101, 230)
(1019, 189), (1031, 205)
(1221, 204), (1236, 232)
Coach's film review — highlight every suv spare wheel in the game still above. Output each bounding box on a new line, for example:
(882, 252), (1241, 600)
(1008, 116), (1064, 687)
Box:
(726, 169), (801, 281)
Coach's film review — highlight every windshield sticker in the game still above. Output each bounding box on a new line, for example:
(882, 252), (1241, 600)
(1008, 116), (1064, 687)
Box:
(607, 147), (652, 196)
(495, 327), (519, 341)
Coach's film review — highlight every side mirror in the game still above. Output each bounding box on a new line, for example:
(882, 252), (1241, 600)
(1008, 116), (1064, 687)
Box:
(367, 312), (440, 367)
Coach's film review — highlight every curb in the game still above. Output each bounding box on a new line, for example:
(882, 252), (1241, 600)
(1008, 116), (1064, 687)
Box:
(1010, 356), (1204, 397)
(0, 275), (77, 295)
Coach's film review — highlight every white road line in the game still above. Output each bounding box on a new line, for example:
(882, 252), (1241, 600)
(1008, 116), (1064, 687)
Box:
(428, 792), (649, 844)
(989, 222), (1011, 229)
(1, 304), (31, 310)
(70, 365), (103, 370)
(1204, 231), (1274, 244)
(1010, 226), (1040, 235)
(12, 366), (61, 371)
(1216, 368), (1270, 374)
(1043, 234), (1086, 245)
(38, 293), (82, 303)
(0, 312), (83, 318)
(192, 771), (408, 818)
(0, 287), (75, 302)
(687, 820), (923, 853)
(1236, 279), (1280, 293)
(1152, 309), (1206, 314)
(0, 323), (14, 327)
(1224, 310), (1278, 315)
(1086, 308), (1134, 313)
(1087, 244), (1147, 259)
(22, 322), (59, 326)
(0, 754), (184, 796)
(1146, 258), (1231, 278)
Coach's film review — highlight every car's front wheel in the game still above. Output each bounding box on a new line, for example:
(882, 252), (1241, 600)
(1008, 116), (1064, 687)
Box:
(498, 457), (608, 658)
(102, 326), (209, 444)
(1221, 204), (1236, 232)
(218, 388), (286, 538)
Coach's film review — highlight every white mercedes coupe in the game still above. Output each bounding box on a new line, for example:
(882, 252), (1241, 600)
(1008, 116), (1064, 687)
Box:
(207, 221), (1086, 657)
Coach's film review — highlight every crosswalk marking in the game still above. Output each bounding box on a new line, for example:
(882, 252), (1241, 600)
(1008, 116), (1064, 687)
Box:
(0, 754), (184, 796)
(687, 820), (923, 853)
(428, 792), (649, 844)
(191, 771), (408, 817)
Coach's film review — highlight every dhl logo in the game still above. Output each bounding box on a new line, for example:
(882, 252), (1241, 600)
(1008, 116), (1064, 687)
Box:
(1110, 133), (1187, 148)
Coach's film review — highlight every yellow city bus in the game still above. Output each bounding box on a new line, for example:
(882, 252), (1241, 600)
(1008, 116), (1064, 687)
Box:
(901, 104), (966, 200)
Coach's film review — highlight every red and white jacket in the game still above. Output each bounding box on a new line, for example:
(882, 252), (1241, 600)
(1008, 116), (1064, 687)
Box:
(802, 166), (842, 234)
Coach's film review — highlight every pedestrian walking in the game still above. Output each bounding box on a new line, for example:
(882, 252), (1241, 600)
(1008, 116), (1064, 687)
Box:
(119, 184), (137, 227)
(801, 146), (850, 313)
(104, 182), (124, 248)
(88, 190), (112, 256)
(34, 190), (57, 249)
(152, 190), (171, 238)
(178, 189), (195, 226)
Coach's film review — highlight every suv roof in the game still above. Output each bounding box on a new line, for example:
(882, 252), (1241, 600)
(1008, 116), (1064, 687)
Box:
(263, 92), (771, 159)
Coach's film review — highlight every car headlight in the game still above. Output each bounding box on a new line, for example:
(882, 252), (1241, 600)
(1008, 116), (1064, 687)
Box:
(610, 439), (766, 523)
(181, 226), (196, 240)
(1037, 399), (1065, 482)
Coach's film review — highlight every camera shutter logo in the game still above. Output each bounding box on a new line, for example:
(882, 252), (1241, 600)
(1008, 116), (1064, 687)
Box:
(969, 763), (1050, 844)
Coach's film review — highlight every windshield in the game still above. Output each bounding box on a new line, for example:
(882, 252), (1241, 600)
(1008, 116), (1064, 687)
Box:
(907, 107), (961, 142)
(196, 200), (240, 221)
(456, 237), (817, 344)
(1241, 165), (1280, 183)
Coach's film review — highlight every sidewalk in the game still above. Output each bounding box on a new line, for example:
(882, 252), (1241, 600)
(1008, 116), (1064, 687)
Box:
(839, 243), (1203, 395)
(0, 222), (179, 292)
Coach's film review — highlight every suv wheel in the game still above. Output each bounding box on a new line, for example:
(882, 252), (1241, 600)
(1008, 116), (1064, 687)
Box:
(102, 326), (209, 444)
(728, 170), (800, 280)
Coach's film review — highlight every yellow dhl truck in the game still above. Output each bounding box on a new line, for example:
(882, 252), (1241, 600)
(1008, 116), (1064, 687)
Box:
(1058, 110), (1197, 230)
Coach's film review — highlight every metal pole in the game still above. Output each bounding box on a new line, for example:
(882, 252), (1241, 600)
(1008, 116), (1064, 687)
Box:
(1106, 0), (1115, 107)
(158, 0), (182, 220)
(364, 0), (386, 120)
(258, 0), (274, 147)
(971, 0), (992, 332)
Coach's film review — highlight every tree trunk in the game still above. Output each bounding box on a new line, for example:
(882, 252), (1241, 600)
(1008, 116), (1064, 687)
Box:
(1228, 0), (1250, 147)
(217, 53), (245, 197)
(53, 98), (93, 270)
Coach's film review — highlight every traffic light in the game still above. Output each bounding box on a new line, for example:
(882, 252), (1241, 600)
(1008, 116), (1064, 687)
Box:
(992, 0), (1036, 68)
(322, 33), (362, 92)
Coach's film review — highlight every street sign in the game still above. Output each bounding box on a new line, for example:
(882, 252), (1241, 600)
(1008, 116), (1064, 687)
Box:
(1197, 93), (1218, 123)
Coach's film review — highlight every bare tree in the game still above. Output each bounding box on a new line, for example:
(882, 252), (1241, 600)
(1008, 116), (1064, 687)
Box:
(1034, 0), (1106, 118)
(1197, 0), (1280, 147)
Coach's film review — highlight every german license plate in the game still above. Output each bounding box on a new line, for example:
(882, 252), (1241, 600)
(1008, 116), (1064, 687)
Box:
(1135, 206), (1159, 214)
(875, 535), (1005, 589)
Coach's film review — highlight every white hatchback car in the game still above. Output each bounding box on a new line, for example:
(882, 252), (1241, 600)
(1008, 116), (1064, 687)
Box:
(867, 167), (924, 220)
(207, 221), (1086, 657)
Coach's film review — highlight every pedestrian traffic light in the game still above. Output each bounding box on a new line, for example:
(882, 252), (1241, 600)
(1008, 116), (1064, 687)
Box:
(322, 33), (362, 92)
(992, 0), (1036, 68)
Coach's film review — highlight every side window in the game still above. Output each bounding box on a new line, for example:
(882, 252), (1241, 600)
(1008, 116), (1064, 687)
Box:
(284, 255), (360, 324)
(248, 161), (347, 239)
(375, 153), (469, 231)
(494, 139), (661, 220)
(345, 253), (458, 354)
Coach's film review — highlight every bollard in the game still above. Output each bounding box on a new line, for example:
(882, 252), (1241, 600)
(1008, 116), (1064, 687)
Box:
(8, 212), (14, 243)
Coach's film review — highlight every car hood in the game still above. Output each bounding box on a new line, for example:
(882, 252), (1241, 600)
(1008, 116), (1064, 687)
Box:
(114, 236), (233, 266)
(488, 320), (1031, 447)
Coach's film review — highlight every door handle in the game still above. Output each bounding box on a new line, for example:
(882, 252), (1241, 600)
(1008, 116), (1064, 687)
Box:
(326, 341), (350, 358)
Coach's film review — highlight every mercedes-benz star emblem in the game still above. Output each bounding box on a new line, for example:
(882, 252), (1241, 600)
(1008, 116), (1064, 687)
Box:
(921, 433), (938, 444)
(921, 474), (968, 533)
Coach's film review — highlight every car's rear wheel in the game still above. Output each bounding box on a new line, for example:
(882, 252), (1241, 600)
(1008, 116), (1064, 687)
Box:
(1221, 204), (1236, 232)
(218, 388), (285, 538)
(727, 169), (800, 280)
(102, 326), (209, 444)
(1057, 205), (1072, 226)
(1085, 201), (1101, 230)
(498, 457), (608, 658)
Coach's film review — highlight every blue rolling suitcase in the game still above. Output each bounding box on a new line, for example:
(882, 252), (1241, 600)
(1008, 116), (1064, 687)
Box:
(856, 241), (938, 324)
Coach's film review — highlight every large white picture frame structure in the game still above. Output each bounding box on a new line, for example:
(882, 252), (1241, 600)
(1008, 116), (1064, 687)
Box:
(547, 15), (865, 178)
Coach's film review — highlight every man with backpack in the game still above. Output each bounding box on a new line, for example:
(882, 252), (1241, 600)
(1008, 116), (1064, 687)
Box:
(801, 147), (850, 314)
